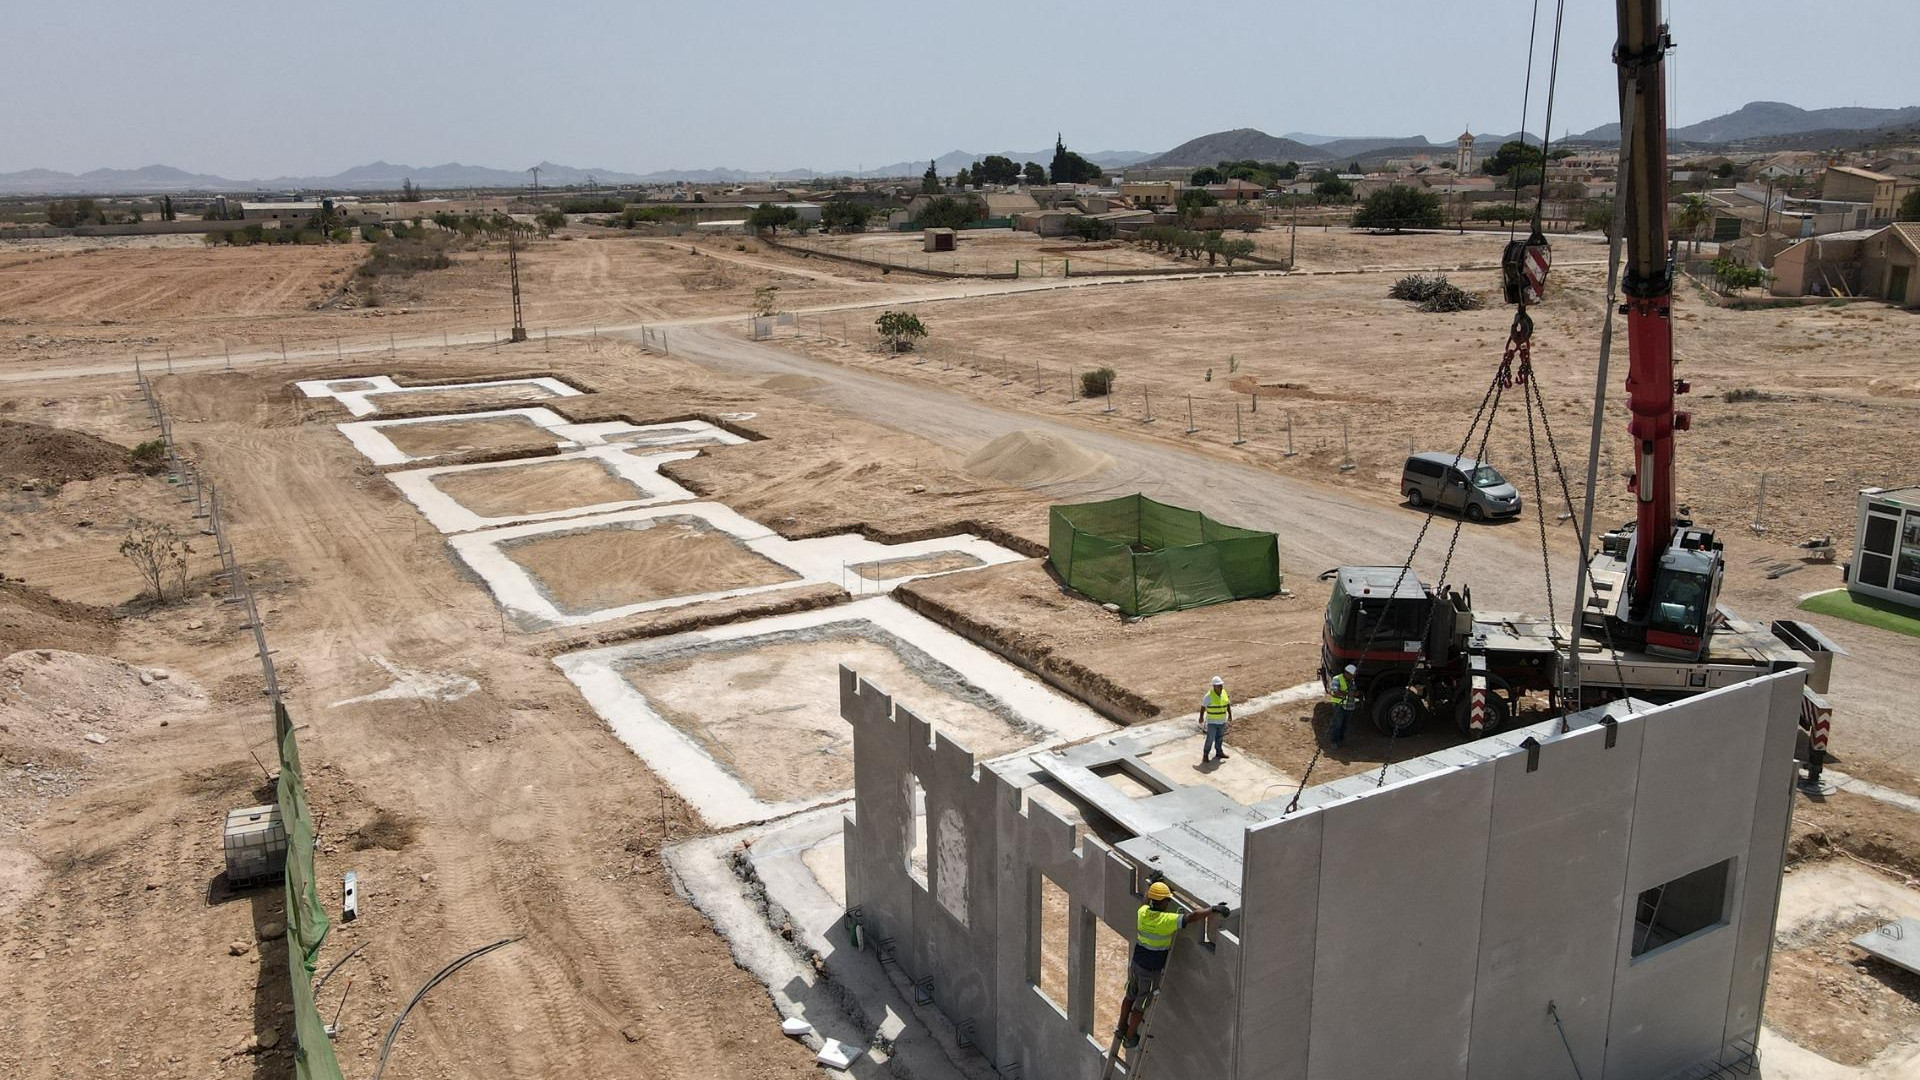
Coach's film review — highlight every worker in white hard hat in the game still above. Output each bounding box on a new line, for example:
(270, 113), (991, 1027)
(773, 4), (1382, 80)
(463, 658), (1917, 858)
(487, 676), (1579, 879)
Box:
(1198, 675), (1232, 764)
(1328, 663), (1359, 748)
(1115, 878), (1229, 1049)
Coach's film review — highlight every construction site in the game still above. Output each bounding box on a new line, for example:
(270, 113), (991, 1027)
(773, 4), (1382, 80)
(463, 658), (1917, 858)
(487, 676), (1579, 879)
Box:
(6, 8), (1920, 1080)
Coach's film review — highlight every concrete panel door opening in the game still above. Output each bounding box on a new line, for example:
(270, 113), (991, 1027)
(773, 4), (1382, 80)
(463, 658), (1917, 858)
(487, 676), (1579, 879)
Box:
(1033, 870), (1071, 1018)
(1632, 857), (1736, 959)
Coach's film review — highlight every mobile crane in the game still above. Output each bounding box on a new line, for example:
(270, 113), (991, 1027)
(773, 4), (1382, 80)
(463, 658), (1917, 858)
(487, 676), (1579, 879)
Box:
(1319, 0), (1840, 741)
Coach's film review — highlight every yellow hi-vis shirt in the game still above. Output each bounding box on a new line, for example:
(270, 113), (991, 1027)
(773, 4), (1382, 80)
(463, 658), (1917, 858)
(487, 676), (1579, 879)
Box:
(1137, 905), (1182, 951)
(1330, 672), (1354, 705)
(1202, 689), (1231, 724)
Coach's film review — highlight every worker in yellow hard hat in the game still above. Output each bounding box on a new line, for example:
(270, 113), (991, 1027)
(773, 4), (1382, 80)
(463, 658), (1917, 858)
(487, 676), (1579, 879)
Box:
(1114, 878), (1229, 1049)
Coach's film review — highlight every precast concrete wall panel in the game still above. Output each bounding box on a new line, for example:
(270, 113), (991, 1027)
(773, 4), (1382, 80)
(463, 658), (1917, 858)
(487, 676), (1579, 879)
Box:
(1234, 810), (1324, 1080)
(1307, 764), (1495, 1080)
(1465, 721), (1643, 1080)
(1604, 679), (1770, 1079)
(1722, 673), (1806, 1059)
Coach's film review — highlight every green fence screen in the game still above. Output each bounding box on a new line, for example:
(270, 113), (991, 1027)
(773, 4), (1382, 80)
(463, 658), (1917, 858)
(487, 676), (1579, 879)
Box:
(1048, 494), (1281, 616)
(276, 701), (345, 1080)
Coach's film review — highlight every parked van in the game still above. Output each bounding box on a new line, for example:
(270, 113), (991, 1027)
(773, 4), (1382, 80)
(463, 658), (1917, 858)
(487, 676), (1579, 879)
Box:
(1401, 452), (1522, 521)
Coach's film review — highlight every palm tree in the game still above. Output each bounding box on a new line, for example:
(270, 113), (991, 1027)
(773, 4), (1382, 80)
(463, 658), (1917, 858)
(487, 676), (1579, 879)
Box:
(1675, 194), (1712, 255)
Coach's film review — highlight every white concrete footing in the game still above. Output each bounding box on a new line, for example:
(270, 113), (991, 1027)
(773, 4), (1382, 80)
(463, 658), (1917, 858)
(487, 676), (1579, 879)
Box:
(297, 375), (582, 417)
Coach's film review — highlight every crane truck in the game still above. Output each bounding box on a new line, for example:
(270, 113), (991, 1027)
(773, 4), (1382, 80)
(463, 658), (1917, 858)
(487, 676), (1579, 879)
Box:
(1318, 0), (1841, 743)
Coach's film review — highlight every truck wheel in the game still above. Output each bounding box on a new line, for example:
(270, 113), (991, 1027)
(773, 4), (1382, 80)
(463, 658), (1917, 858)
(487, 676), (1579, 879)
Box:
(1370, 687), (1428, 737)
(1453, 678), (1513, 737)
(1406, 488), (1424, 508)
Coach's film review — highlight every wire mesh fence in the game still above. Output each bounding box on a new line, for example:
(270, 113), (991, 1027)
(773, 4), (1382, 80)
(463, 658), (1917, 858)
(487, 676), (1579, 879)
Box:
(135, 371), (347, 1080)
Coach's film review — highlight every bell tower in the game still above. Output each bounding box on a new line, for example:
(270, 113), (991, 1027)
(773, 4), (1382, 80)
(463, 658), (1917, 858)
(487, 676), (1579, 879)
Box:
(1457, 128), (1476, 173)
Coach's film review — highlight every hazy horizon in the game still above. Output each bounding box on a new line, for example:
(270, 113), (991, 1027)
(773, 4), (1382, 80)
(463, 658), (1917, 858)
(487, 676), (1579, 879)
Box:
(6, 0), (1918, 177)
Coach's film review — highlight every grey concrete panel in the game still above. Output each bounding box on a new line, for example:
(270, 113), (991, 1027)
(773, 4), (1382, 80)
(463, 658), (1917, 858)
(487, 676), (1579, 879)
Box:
(1605, 680), (1769, 1079)
(1465, 721), (1643, 1080)
(1235, 810), (1323, 1080)
(1308, 763), (1496, 1080)
(1722, 671), (1806, 1056)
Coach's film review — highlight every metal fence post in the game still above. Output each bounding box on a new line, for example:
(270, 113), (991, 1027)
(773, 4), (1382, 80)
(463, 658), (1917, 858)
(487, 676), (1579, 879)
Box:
(1285, 412), (1297, 457)
(1186, 394), (1197, 434)
(1143, 388), (1155, 423)
(1234, 403), (1246, 445)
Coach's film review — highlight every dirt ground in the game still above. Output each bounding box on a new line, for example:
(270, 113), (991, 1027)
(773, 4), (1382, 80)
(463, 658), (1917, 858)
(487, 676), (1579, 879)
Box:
(362, 382), (567, 414)
(501, 517), (801, 615)
(792, 228), (1191, 276)
(1, 223), (1915, 1080)
(431, 457), (644, 518)
(622, 627), (1030, 804)
(377, 413), (561, 459)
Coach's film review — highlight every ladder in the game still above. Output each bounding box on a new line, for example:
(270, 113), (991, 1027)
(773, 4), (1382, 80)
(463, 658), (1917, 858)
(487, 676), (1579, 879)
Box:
(1099, 939), (1180, 1080)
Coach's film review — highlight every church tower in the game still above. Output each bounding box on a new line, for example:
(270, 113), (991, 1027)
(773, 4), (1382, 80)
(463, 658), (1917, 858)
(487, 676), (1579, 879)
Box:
(1457, 128), (1476, 173)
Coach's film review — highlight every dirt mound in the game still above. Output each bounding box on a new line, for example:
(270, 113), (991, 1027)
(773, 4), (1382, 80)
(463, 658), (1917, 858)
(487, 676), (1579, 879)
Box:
(0, 582), (115, 656)
(0, 420), (135, 489)
(963, 430), (1113, 487)
(757, 374), (827, 393)
(0, 648), (204, 747)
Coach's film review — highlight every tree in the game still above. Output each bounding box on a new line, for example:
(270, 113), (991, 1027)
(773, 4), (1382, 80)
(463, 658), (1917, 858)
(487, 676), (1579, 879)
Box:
(875, 310), (927, 353)
(1023, 161), (1047, 185)
(1582, 197), (1615, 232)
(913, 195), (983, 230)
(160, 196), (175, 222)
(536, 208), (568, 235)
(400, 178), (422, 202)
(820, 200), (872, 233)
(748, 203), (799, 235)
(1898, 188), (1920, 222)
(1352, 185), (1444, 232)
(1674, 194), (1712, 254)
(1472, 204), (1529, 223)
(1481, 139), (1545, 177)
(1312, 175), (1353, 201)
(1713, 162), (1736, 179)
(1049, 134), (1099, 185)
(1065, 215), (1114, 241)
(1080, 367), (1116, 396)
(1190, 166), (1225, 186)
(976, 155), (1019, 185)
(752, 285), (779, 317)
(1175, 187), (1217, 223)
(119, 518), (190, 602)
(1709, 256), (1769, 293)
(1217, 236), (1256, 266)
(921, 160), (942, 194)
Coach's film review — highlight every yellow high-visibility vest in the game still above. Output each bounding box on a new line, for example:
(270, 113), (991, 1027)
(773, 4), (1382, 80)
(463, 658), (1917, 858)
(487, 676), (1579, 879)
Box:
(1137, 905), (1181, 951)
(1203, 689), (1231, 723)
(1330, 673), (1354, 705)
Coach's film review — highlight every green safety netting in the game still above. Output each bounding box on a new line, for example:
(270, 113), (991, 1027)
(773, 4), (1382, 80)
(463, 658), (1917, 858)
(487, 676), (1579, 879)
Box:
(1048, 494), (1281, 616)
(276, 701), (345, 1080)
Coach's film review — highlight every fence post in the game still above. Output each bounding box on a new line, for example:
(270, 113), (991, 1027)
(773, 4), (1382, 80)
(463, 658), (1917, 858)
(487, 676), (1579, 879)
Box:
(165, 348), (172, 374)
(389, 331), (396, 356)
(1186, 394), (1197, 434)
(1751, 473), (1769, 533)
(280, 335), (287, 364)
(335, 336), (342, 360)
(1105, 381), (1115, 415)
(1234, 403), (1246, 445)
(1285, 412), (1297, 457)
(1340, 417), (1354, 471)
(224, 342), (232, 371)
(1033, 358), (1042, 395)
(1250, 389), (1256, 413)
(1143, 388), (1155, 423)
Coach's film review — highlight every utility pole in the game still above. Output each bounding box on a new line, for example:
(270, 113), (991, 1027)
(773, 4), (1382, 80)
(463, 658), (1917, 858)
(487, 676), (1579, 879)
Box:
(507, 231), (528, 342)
(1289, 200), (1298, 268)
(528, 166), (541, 199)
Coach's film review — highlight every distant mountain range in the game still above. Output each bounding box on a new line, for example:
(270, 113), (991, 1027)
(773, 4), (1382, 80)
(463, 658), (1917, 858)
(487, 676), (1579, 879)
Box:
(1571, 101), (1920, 145)
(5, 101), (1914, 196)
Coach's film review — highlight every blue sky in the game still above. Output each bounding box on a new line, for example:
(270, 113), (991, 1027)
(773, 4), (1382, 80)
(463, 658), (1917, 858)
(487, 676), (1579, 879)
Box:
(7, 0), (1917, 176)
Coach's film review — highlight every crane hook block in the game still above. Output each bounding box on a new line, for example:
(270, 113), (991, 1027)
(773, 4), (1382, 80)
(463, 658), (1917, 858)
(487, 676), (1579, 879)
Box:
(1501, 229), (1553, 306)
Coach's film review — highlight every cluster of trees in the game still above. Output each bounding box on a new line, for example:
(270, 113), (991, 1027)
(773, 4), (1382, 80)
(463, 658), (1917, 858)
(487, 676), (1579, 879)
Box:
(357, 233), (455, 277)
(1352, 185), (1444, 232)
(1189, 159), (1301, 189)
(610, 205), (690, 228)
(429, 211), (531, 239)
(1049, 135), (1101, 185)
(922, 137), (1098, 192)
(205, 223), (348, 246)
(1135, 225), (1257, 266)
(535, 208), (568, 235)
(821, 200), (873, 232)
(559, 197), (625, 214)
(44, 199), (108, 227)
(912, 195), (985, 230)
(1708, 257), (1769, 294)
(399, 178), (424, 202)
(1481, 139), (1574, 189)
(1900, 188), (1920, 222)
(748, 203), (801, 235)
(1308, 170), (1354, 201)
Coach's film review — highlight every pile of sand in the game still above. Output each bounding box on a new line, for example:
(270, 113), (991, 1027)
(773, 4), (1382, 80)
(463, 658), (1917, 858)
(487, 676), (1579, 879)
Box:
(0, 582), (115, 656)
(0, 648), (204, 745)
(963, 430), (1113, 487)
(0, 420), (136, 489)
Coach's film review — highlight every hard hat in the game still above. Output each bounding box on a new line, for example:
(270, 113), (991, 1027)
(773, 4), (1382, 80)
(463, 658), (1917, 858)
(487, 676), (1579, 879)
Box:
(1146, 881), (1173, 902)
(1345, 664), (1357, 674)
(1211, 675), (1224, 686)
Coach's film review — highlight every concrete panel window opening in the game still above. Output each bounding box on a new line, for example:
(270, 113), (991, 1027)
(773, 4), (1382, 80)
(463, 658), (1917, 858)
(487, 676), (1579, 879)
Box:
(1033, 871), (1072, 1018)
(906, 776), (929, 890)
(1089, 913), (1130, 1042)
(1631, 857), (1735, 959)
(933, 804), (968, 926)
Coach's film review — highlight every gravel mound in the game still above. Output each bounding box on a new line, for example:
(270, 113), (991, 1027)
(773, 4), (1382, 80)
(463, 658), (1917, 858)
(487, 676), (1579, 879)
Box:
(0, 420), (136, 489)
(963, 430), (1113, 486)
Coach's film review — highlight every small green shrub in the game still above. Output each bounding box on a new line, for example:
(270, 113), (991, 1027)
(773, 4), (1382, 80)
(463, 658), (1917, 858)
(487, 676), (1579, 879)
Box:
(1722, 387), (1775, 403)
(130, 439), (167, 470)
(1081, 367), (1117, 397)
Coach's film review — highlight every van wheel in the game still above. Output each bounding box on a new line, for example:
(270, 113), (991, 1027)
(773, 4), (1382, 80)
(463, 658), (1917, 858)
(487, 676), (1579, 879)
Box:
(1370, 687), (1428, 737)
(1406, 488), (1424, 508)
(1466, 503), (1486, 522)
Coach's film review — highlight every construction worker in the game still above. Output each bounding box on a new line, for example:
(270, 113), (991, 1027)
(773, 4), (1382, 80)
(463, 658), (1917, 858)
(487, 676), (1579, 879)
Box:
(1115, 880), (1228, 1049)
(1328, 663), (1358, 748)
(1198, 675), (1232, 764)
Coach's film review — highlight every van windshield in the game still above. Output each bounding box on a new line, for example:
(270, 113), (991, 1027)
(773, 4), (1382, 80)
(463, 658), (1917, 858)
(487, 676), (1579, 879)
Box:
(1470, 465), (1507, 488)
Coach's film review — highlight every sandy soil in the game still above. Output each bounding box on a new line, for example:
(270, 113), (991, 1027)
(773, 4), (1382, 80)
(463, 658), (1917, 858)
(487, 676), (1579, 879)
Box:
(1767, 859), (1920, 1067)
(794, 229), (1190, 277)
(622, 626), (1031, 804)
(431, 458), (643, 519)
(378, 414), (560, 458)
(362, 382), (566, 414)
(502, 516), (800, 615)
